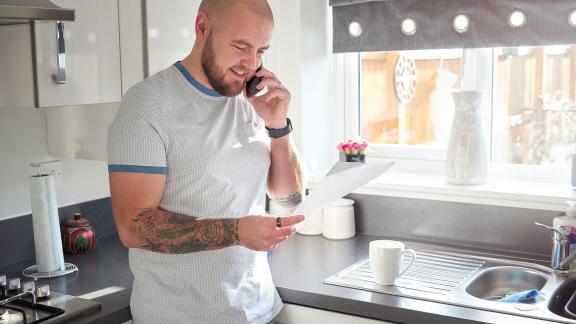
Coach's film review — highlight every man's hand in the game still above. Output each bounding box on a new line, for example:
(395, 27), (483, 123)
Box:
(238, 214), (304, 251)
(244, 68), (290, 129)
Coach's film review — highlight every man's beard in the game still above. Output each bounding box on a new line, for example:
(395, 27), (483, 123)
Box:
(201, 34), (245, 97)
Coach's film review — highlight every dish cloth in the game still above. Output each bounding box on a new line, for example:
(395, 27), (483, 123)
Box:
(495, 289), (539, 302)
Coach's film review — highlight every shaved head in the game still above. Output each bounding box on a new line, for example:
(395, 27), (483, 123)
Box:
(199, 0), (274, 30)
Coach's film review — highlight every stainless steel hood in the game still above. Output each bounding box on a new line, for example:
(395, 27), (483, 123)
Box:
(0, 0), (74, 25)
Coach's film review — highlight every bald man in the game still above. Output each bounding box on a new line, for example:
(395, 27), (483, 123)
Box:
(107, 0), (304, 323)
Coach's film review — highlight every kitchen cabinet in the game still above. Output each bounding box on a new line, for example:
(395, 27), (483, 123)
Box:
(34, 0), (122, 107)
(0, 0), (122, 108)
(0, 23), (36, 107)
(274, 303), (395, 324)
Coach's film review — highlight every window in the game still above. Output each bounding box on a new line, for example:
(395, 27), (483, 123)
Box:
(492, 46), (576, 167)
(351, 45), (576, 170)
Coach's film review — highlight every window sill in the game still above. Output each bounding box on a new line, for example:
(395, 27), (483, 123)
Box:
(307, 162), (576, 212)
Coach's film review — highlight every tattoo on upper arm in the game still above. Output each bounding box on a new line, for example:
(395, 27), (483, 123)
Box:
(131, 209), (240, 254)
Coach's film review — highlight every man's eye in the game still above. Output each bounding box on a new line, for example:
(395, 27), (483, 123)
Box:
(234, 45), (246, 51)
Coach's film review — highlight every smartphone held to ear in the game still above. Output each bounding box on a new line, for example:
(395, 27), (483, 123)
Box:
(246, 66), (263, 98)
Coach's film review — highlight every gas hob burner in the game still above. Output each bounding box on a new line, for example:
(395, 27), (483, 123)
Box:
(0, 299), (64, 323)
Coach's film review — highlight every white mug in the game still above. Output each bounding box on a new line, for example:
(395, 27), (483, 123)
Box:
(369, 240), (416, 285)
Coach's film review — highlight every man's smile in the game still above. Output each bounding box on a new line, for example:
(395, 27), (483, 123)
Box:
(230, 67), (247, 80)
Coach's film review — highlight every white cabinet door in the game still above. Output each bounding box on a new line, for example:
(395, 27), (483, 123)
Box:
(144, 0), (201, 76)
(0, 23), (36, 108)
(34, 0), (122, 107)
(274, 303), (397, 324)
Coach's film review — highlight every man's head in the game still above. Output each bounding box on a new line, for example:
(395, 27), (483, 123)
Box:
(195, 0), (273, 97)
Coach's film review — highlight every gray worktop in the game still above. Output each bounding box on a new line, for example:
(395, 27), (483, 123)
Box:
(0, 235), (132, 323)
(269, 234), (554, 324)
(0, 233), (558, 324)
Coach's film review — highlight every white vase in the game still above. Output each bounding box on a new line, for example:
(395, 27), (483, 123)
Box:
(445, 90), (487, 185)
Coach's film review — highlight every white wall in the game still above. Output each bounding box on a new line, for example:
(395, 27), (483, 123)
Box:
(0, 107), (110, 220)
(267, 0), (334, 179)
(300, 0), (334, 176)
(266, 0), (303, 153)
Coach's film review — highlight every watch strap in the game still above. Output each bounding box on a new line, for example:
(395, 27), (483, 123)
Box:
(265, 118), (292, 138)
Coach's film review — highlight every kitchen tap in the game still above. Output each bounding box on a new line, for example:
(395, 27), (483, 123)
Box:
(535, 222), (575, 271)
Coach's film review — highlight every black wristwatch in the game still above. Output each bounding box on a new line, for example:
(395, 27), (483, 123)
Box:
(265, 118), (293, 138)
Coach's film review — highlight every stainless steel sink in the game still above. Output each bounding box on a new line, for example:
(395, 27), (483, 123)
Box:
(325, 242), (576, 323)
(465, 266), (549, 301)
(549, 277), (576, 320)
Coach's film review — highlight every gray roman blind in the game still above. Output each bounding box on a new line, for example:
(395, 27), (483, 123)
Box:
(330, 0), (576, 53)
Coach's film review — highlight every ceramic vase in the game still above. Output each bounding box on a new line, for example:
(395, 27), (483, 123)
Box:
(445, 91), (487, 185)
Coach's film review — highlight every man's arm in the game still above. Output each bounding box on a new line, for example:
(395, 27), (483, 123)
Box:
(109, 172), (301, 253)
(267, 134), (304, 205)
(243, 68), (304, 205)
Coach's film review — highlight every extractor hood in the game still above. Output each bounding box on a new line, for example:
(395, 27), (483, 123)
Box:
(0, 0), (74, 25)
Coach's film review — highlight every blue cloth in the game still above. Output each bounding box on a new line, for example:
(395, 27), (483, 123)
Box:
(496, 289), (539, 302)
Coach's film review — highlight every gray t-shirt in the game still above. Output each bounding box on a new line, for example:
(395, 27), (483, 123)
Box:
(107, 62), (281, 324)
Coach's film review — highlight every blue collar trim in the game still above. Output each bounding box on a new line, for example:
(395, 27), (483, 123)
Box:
(174, 61), (223, 97)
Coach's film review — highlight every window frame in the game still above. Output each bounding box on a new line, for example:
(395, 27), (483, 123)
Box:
(334, 48), (572, 186)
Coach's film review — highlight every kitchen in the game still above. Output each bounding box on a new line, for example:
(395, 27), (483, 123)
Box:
(1, 0), (576, 323)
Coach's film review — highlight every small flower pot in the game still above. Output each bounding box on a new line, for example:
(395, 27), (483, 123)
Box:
(339, 153), (366, 163)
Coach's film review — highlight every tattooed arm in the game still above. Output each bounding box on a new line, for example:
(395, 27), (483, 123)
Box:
(131, 208), (239, 253)
(109, 171), (303, 253)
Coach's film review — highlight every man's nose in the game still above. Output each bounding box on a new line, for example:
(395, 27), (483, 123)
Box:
(242, 51), (260, 71)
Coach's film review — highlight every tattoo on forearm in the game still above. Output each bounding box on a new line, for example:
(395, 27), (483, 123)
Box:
(132, 208), (240, 254)
(272, 192), (303, 209)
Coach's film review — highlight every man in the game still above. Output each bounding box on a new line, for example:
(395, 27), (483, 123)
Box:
(107, 0), (304, 323)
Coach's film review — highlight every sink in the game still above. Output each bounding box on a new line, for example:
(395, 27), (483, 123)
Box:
(325, 243), (576, 323)
(549, 277), (576, 320)
(465, 266), (549, 301)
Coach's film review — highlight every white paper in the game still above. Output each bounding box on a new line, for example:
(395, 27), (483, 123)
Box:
(295, 161), (395, 217)
(30, 174), (65, 273)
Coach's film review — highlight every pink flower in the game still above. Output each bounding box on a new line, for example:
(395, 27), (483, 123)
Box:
(337, 138), (369, 158)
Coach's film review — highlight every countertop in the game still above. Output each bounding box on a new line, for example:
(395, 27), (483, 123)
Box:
(0, 234), (559, 324)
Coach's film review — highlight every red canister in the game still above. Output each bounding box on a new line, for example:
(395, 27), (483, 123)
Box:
(61, 213), (96, 254)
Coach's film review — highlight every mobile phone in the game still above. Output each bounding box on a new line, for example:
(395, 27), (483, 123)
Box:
(246, 65), (263, 98)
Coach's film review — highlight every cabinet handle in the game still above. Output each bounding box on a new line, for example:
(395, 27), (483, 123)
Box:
(51, 21), (67, 84)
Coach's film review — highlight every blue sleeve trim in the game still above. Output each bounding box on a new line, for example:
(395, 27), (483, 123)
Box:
(108, 164), (167, 174)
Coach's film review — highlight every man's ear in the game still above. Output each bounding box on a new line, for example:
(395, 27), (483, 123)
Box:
(195, 11), (210, 39)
